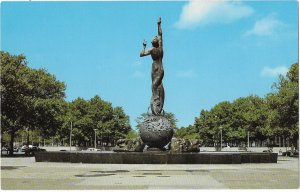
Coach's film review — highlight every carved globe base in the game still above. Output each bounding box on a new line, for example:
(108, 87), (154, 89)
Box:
(139, 115), (174, 150)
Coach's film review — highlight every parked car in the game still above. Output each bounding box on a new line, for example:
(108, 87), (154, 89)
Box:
(2, 146), (19, 152)
(263, 147), (273, 153)
(22, 145), (46, 156)
(282, 150), (299, 157)
(86, 148), (101, 151)
(21, 145), (33, 152)
(1, 146), (9, 154)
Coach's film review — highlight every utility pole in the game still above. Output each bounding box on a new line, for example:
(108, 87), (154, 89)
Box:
(247, 131), (250, 148)
(26, 127), (29, 147)
(70, 121), (72, 151)
(220, 127), (222, 151)
(94, 129), (97, 149)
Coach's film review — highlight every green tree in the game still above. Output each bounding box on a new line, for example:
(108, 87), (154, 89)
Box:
(231, 96), (268, 145)
(110, 106), (131, 143)
(126, 130), (139, 139)
(195, 101), (234, 146)
(195, 110), (214, 145)
(266, 63), (299, 149)
(62, 95), (131, 147)
(68, 98), (92, 146)
(195, 96), (267, 147)
(89, 95), (113, 146)
(175, 125), (200, 140)
(1, 51), (66, 155)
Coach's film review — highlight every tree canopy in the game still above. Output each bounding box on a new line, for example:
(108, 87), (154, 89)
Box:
(1, 51), (132, 154)
(59, 96), (131, 147)
(1, 51), (66, 155)
(266, 63), (299, 148)
(183, 63), (298, 148)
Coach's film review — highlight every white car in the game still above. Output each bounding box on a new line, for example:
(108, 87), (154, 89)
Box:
(87, 148), (101, 151)
(21, 145), (33, 152)
(22, 145), (33, 149)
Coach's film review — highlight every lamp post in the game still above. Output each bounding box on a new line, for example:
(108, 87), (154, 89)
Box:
(69, 121), (72, 151)
(26, 127), (29, 147)
(220, 127), (223, 151)
(247, 131), (250, 148)
(94, 129), (97, 149)
(99, 130), (102, 147)
(215, 115), (222, 150)
(21, 135), (24, 146)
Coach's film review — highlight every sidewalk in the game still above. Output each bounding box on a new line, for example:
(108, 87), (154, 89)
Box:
(1, 156), (299, 189)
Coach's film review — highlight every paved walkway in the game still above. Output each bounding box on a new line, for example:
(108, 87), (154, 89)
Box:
(1, 156), (299, 189)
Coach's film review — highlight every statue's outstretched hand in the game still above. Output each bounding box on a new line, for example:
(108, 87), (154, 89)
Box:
(143, 40), (147, 47)
(157, 17), (161, 25)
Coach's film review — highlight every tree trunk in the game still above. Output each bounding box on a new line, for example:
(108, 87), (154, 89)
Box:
(294, 133), (299, 150)
(292, 136), (298, 152)
(9, 130), (15, 156)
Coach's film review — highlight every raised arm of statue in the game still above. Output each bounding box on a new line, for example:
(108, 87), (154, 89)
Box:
(140, 40), (152, 57)
(157, 17), (163, 47)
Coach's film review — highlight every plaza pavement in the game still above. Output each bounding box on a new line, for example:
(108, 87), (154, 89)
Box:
(1, 155), (299, 190)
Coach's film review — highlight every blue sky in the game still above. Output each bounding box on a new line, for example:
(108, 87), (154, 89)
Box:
(1, 1), (298, 129)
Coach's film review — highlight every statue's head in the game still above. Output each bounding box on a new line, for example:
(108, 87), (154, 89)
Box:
(151, 36), (159, 48)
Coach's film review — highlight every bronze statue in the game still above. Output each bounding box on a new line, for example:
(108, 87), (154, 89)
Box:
(139, 17), (173, 151)
(140, 17), (165, 116)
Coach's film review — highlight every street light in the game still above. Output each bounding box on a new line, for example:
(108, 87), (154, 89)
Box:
(247, 131), (250, 148)
(94, 129), (97, 149)
(220, 127), (223, 151)
(26, 127), (29, 147)
(69, 121), (72, 151)
(215, 115), (222, 150)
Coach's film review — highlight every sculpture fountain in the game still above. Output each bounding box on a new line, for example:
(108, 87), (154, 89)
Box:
(35, 17), (278, 164)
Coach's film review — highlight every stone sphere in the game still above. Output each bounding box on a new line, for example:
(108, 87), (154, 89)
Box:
(140, 115), (174, 149)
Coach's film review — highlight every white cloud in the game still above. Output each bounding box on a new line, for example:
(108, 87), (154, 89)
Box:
(261, 66), (288, 77)
(177, 70), (197, 78)
(175, 0), (254, 29)
(245, 14), (284, 36)
(133, 70), (144, 78)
